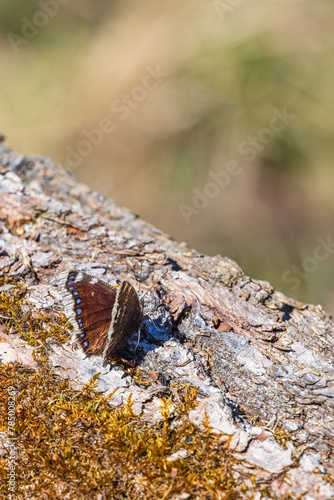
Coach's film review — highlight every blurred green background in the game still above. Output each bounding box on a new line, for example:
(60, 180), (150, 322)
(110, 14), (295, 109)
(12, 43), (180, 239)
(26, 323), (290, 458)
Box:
(1, 0), (334, 313)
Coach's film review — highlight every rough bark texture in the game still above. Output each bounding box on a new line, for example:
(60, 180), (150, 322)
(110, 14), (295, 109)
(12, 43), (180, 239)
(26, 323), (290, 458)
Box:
(0, 142), (333, 499)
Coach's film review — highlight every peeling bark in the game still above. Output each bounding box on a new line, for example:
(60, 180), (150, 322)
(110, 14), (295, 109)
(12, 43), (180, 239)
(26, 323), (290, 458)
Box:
(0, 143), (333, 499)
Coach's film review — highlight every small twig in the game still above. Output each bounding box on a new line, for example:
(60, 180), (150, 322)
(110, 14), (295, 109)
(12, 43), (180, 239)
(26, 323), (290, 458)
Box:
(0, 314), (12, 319)
(40, 216), (86, 232)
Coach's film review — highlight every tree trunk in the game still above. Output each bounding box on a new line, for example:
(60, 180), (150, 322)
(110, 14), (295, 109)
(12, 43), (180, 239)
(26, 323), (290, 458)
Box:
(0, 142), (333, 499)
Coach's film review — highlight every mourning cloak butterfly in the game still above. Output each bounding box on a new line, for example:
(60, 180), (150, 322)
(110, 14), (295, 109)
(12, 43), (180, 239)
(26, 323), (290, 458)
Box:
(58, 270), (142, 363)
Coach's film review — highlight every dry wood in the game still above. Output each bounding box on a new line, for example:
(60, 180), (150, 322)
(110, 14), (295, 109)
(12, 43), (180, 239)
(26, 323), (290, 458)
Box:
(0, 143), (333, 498)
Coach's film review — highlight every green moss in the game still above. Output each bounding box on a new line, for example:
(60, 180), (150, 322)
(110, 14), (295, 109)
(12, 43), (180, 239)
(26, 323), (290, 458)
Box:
(0, 281), (290, 498)
(0, 282), (70, 350)
(0, 364), (242, 499)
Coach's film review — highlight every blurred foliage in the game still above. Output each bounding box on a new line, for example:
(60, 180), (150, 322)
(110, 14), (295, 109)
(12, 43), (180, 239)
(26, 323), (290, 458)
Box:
(0, 0), (334, 312)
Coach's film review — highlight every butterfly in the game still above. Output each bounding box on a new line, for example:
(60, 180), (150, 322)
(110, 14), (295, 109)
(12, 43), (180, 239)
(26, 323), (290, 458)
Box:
(58, 270), (142, 363)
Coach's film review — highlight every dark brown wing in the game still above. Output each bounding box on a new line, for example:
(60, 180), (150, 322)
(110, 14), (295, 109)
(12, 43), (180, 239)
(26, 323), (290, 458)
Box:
(104, 281), (142, 358)
(59, 270), (117, 356)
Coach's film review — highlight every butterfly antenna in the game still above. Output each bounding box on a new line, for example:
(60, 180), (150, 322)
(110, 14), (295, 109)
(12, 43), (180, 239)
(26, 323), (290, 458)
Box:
(150, 317), (165, 333)
(134, 328), (141, 352)
(134, 317), (165, 353)
(134, 270), (170, 351)
(139, 269), (169, 303)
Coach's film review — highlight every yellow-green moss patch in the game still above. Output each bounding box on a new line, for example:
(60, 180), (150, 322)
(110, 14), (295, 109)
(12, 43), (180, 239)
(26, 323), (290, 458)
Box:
(0, 281), (281, 499)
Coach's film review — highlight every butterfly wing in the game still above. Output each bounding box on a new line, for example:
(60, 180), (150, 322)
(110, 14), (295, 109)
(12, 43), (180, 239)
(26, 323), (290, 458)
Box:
(59, 270), (117, 356)
(104, 281), (142, 359)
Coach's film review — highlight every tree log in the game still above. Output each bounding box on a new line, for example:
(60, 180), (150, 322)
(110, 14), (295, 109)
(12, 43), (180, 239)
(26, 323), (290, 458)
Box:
(0, 142), (333, 499)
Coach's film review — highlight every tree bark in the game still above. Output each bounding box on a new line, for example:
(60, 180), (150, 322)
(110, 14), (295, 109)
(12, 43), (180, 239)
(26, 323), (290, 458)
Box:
(0, 142), (333, 499)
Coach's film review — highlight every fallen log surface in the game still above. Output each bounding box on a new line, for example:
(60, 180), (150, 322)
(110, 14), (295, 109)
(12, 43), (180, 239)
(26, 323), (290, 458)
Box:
(0, 142), (333, 499)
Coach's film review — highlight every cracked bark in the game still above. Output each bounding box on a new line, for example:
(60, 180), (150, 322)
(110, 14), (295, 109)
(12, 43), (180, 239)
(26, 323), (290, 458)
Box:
(0, 142), (333, 499)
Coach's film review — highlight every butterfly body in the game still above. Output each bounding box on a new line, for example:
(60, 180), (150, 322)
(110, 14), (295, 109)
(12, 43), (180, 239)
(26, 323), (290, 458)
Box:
(58, 270), (142, 362)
